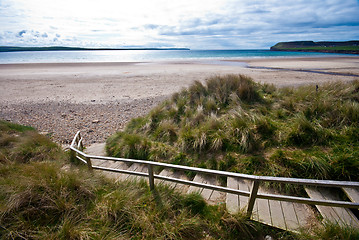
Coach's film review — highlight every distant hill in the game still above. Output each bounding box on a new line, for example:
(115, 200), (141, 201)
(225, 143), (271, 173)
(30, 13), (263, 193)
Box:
(0, 46), (190, 52)
(270, 41), (359, 54)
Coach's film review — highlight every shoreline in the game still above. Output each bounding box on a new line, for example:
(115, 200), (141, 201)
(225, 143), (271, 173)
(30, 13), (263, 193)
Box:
(1, 55), (358, 65)
(1, 56), (359, 143)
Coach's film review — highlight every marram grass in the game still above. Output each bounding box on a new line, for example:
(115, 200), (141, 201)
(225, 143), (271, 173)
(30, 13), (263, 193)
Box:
(107, 75), (359, 185)
(0, 121), (276, 239)
(1, 121), (359, 239)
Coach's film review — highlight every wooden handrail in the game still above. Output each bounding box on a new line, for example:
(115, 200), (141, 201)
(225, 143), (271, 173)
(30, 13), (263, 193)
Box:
(70, 132), (359, 217)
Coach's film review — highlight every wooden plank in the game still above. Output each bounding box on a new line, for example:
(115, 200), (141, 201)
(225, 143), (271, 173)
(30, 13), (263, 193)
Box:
(157, 169), (190, 192)
(95, 160), (129, 180)
(343, 187), (359, 204)
(119, 163), (139, 181)
(85, 143), (106, 156)
(256, 197), (272, 226)
(206, 176), (225, 204)
(319, 188), (359, 228)
(306, 187), (339, 222)
(237, 179), (258, 221)
(169, 170), (190, 192)
(156, 169), (173, 185)
(91, 159), (106, 166)
(126, 163), (148, 181)
(292, 202), (314, 228)
(281, 201), (299, 231)
(199, 175), (212, 200)
(226, 177), (239, 214)
(238, 179), (251, 211)
(188, 174), (205, 194)
(305, 187), (359, 228)
(269, 199), (286, 230)
(187, 173), (224, 204)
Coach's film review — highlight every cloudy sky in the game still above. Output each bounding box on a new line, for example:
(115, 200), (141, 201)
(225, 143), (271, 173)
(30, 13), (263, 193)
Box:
(1, 0), (359, 49)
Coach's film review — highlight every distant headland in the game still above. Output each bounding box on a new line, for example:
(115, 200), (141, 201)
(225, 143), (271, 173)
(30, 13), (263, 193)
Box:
(0, 46), (190, 52)
(270, 41), (359, 54)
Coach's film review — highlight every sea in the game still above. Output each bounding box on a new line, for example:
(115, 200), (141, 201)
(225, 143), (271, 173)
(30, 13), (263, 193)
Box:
(0, 49), (354, 64)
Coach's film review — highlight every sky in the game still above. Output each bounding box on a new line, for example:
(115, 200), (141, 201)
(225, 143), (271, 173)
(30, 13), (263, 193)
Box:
(0, 0), (359, 49)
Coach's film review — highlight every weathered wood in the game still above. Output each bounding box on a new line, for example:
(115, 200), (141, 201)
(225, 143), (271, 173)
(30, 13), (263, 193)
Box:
(269, 199), (286, 230)
(226, 178), (254, 218)
(155, 174), (246, 195)
(343, 187), (359, 205)
(226, 177), (239, 213)
(75, 155), (87, 164)
(148, 164), (155, 190)
(205, 175), (224, 204)
(281, 201), (299, 231)
(92, 165), (148, 178)
(85, 143), (106, 156)
(305, 187), (359, 228)
(102, 161), (129, 180)
(77, 138), (84, 151)
(257, 191), (359, 208)
(188, 174), (205, 194)
(247, 180), (259, 218)
(125, 163), (148, 181)
(167, 170), (190, 192)
(70, 131), (81, 147)
(257, 197), (272, 226)
(292, 202), (313, 228)
(226, 179), (315, 232)
(85, 156), (92, 171)
(156, 168), (190, 192)
(238, 179), (251, 211)
(187, 174), (224, 204)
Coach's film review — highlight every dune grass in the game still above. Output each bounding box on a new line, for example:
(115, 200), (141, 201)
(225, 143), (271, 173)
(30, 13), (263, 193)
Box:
(107, 75), (359, 190)
(0, 121), (283, 240)
(1, 120), (359, 239)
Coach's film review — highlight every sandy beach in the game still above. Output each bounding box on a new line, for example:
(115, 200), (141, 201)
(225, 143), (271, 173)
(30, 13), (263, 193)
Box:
(1, 56), (359, 144)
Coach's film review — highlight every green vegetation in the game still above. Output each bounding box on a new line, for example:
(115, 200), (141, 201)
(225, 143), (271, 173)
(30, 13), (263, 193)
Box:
(0, 121), (285, 239)
(270, 41), (359, 54)
(1, 120), (358, 239)
(107, 75), (359, 189)
(284, 46), (359, 51)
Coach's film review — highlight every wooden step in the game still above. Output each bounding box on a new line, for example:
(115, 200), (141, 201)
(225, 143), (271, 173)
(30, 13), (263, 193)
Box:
(156, 169), (190, 192)
(85, 143), (106, 156)
(188, 173), (225, 204)
(305, 186), (359, 228)
(342, 187), (359, 207)
(93, 159), (130, 180)
(227, 177), (315, 231)
(226, 177), (251, 213)
(84, 143), (106, 167)
(120, 163), (148, 182)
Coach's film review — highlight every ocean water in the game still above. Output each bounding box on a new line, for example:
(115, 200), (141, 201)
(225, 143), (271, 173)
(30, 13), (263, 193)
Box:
(0, 49), (352, 64)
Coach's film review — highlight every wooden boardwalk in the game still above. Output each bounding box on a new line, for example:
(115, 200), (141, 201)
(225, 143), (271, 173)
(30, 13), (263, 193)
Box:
(226, 177), (316, 231)
(85, 143), (359, 232)
(305, 187), (359, 228)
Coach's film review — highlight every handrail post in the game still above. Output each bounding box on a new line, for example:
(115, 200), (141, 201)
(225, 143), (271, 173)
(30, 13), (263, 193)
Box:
(85, 156), (93, 171)
(246, 179), (260, 218)
(148, 164), (155, 191)
(78, 137), (84, 151)
(70, 148), (76, 162)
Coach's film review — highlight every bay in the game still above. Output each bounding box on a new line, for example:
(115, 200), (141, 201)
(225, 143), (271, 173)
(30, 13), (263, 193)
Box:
(0, 49), (352, 64)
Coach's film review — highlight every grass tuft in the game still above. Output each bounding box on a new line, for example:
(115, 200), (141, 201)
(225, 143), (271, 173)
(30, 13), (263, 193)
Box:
(106, 76), (359, 190)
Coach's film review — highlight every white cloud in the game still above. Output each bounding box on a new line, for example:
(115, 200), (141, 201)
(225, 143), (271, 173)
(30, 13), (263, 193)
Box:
(0, 0), (358, 48)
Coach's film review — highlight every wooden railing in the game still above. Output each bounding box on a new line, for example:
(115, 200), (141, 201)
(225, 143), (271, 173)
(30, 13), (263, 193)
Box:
(70, 131), (359, 217)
